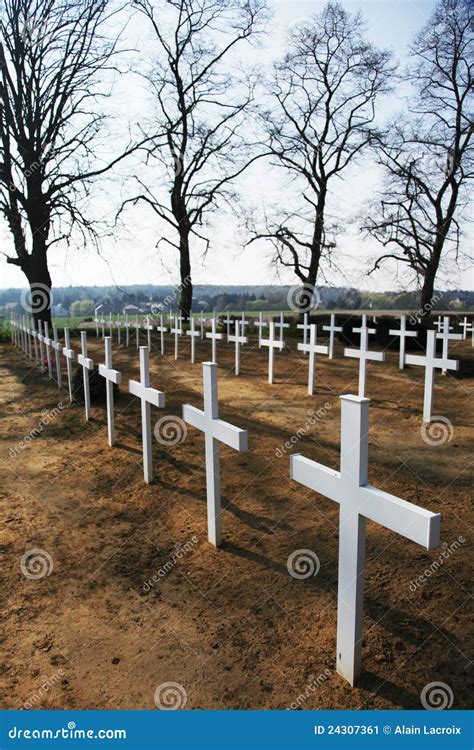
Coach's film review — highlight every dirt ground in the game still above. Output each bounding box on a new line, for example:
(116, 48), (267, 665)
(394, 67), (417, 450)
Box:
(1, 323), (473, 710)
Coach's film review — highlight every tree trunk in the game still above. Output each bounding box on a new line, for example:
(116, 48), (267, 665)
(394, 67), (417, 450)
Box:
(21, 246), (52, 327)
(420, 231), (444, 311)
(420, 270), (436, 312)
(178, 229), (193, 319)
(296, 189), (326, 318)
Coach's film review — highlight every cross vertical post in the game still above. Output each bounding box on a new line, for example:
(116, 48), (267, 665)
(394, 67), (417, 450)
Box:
(129, 346), (165, 483)
(44, 322), (53, 379)
(336, 396), (369, 685)
(156, 315), (167, 355)
(228, 320), (248, 376)
(52, 324), (62, 387)
(261, 322), (284, 384)
(187, 316), (200, 363)
(62, 327), (75, 403)
(182, 363), (248, 546)
(297, 324), (328, 395)
(99, 337), (122, 446)
(323, 314), (343, 359)
(78, 331), (94, 421)
(389, 314), (418, 370)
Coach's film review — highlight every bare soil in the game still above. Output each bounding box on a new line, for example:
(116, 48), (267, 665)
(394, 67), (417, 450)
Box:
(0, 327), (472, 710)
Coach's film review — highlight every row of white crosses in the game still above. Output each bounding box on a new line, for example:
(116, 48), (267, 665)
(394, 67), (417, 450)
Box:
(10, 312), (463, 425)
(8, 318), (456, 686)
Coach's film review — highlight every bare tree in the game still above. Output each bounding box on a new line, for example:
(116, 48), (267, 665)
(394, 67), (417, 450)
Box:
(363, 0), (473, 309)
(122, 0), (268, 317)
(0, 0), (141, 324)
(247, 2), (392, 310)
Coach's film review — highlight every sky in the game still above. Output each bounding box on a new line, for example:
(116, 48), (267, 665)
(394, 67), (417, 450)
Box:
(1, 0), (472, 293)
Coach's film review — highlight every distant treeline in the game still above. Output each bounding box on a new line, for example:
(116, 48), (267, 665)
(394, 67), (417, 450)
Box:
(0, 285), (473, 313)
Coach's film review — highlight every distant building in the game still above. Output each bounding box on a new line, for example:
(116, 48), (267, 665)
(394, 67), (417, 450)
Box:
(123, 304), (143, 314)
(51, 304), (69, 317)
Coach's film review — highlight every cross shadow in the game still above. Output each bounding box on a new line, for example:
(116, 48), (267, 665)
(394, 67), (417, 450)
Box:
(114, 442), (142, 457)
(356, 670), (422, 708)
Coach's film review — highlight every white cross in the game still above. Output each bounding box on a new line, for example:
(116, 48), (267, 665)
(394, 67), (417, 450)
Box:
(297, 313), (311, 354)
(135, 315), (141, 349)
(323, 314), (343, 359)
(125, 314), (132, 347)
(168, 308), (174, 325)
(171, 316), (183, 359)
(156, 315), (167, 355)
(224, 312), (232, 339)
(182, 362), (248, 546)
(458, 316), (473, 339)
(25, 319), (32, 359)
(186, 316), (200, 363)
(240, 311), (250, 336)
(108, 317), (114, 340)
(198, 312), (207, 339)
(144, 316), (154, 350)
(291, 394), (441, 686)
(255, 312), (267, 349)
(261, 321), (285, 384)
(26, 318), (32, 357)
(433, 316), (444, 332)
(116, 317), (121, 346)
(129, 346), (165, 483)
(436, 316), (462, 375)
(31, 319), (39, 365)
(23, 317), (28, 355)
(352, 314), (375, 338)
(100, 318), (106, 339)
(275, 312), (290, 343)
(78, 331), (94, 421)
(389, 314), (418, 370)
(206, 317), (223, 364)
(406, 330), (458, 422)
(62, 327), (75, 403)
(52, 324), (62, 388)
(43, 322), (54, 380)
(344, 327), (385, 397)
(298, 324), (328, 395)
(94, 317), (99, 338)
(99, 337), (122, 446)
(37, 322), (45, 371)
(228, 320), (248, 376)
